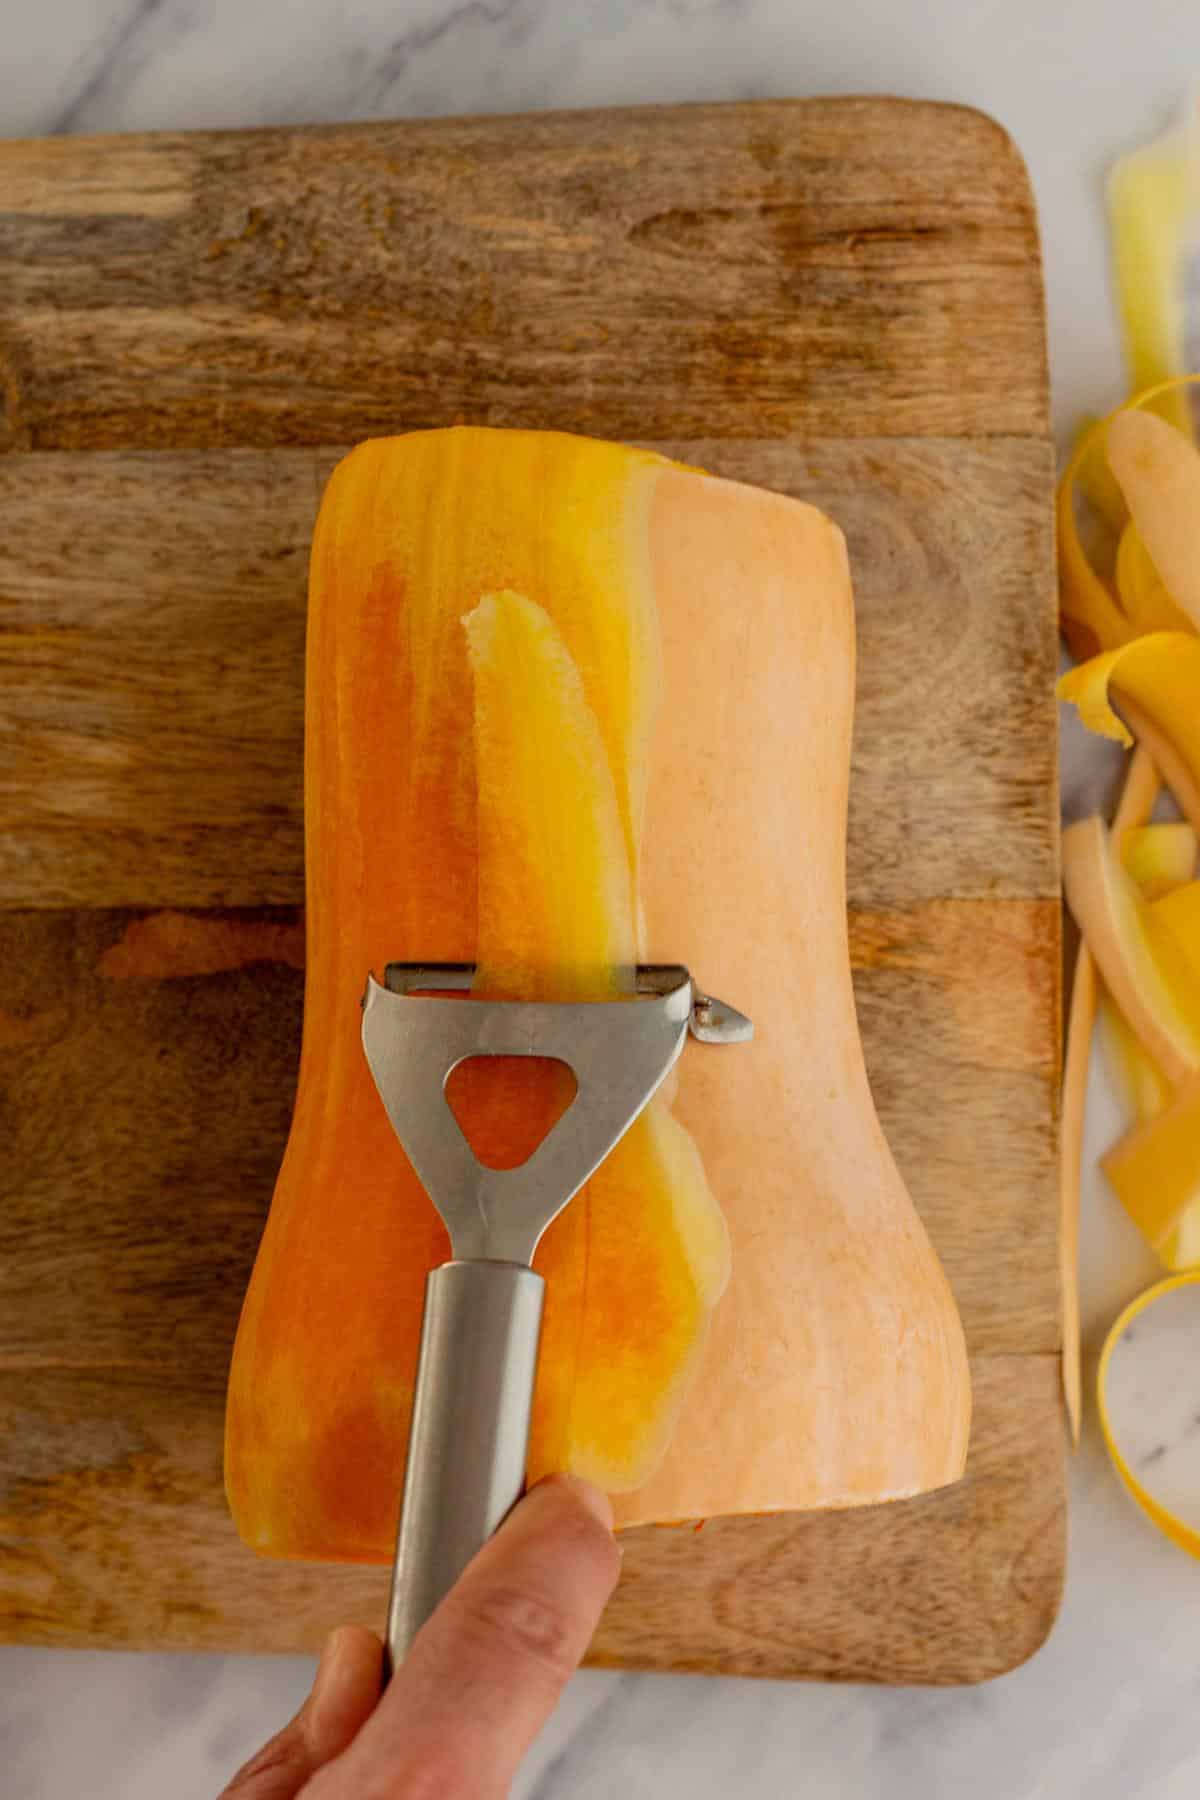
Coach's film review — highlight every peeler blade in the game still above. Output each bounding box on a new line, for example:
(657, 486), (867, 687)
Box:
(361, 966), (693, 1265)
(361, 964), (752, 1266)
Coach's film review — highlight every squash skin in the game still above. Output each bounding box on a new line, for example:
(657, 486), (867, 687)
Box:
(225, 427), (972, 1561)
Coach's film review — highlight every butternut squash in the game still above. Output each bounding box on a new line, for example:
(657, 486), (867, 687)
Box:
(225, 427), (971, 1562)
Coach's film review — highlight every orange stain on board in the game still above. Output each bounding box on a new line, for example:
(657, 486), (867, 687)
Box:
(99, 912), (305, 981)
(0, 1008), (58, 1048)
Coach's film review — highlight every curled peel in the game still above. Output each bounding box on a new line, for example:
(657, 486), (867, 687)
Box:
(1114, 523), (1195, 639)
(1106, 410), (1200, 630)
(1121, 822), (1199, 898)
(1079, 857), (1200, 1271)
(1061, 816), (1200, 1084)
(1058, 426), (1137, 660)
(1099, 994), (1200, 1272)
(1057, 632), (1200, 834)
(1062, 821), (1200, 1274)
(1071, 415), (1130, 533)
(1060, 749), (1160, 1445)
(1099, 1275), (1200, 1558)
(1153, 879), (1200, 966)
(1058, 377), (1200, 659)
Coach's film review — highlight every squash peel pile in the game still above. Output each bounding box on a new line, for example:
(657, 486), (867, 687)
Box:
(1055, 108), (1200, 1541)
(1057, 397), (1200, 1267)
(1059, 388), (1200, 1286)
(1059, 373), (1200, 1550)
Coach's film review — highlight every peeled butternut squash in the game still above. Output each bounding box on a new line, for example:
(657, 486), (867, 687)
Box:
(225, 427), (970, 1562)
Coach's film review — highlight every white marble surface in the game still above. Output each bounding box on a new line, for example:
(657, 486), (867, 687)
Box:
(4, 1), (1200, 1795)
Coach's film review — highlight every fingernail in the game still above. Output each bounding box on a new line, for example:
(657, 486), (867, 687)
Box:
(574, 1479), (616, 1533)
(541, 1472), (615, 1532)
(308, 1628), (350, 1721)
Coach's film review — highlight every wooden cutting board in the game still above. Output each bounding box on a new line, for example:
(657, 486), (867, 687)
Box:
(0, 98), (1061, 1684)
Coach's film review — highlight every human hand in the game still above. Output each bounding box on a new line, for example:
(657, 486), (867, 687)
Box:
(219, 1474), (620, 1799)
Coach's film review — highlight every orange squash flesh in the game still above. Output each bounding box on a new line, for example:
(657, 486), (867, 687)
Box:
(225, 428), (970, 1560)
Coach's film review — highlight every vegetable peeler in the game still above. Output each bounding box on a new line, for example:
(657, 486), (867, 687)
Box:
(361, 962), (753, 1674)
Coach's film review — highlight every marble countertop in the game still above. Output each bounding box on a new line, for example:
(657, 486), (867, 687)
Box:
(5, 2), (1200, 1795)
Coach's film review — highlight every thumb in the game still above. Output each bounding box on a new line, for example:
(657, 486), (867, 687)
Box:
(218, 1626), (382, 1798)
(303, 1475), (620, 1799)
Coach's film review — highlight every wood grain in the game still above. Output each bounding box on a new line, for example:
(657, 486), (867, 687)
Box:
(0, 102), (1046, 454)
(0, 895), (1056, 1377)
(0, 1353), (1063, 1683)
(0, 437), (1057, 911)
(594, 1356), (1065, 1684)
(0, 98), (1059, 1680)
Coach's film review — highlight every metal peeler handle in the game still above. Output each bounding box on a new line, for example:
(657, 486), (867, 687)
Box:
(384, 1258), (546, 1678)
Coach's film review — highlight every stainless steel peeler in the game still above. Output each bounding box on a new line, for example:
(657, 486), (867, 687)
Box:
(360, 961), (752, 1675)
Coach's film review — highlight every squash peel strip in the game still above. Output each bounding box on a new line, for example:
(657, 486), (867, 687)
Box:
(1060, 749), (1159, 1443)
(1121, 823), (1198, 898)
(1104, 1069), (1200, 1258)
(1058, 633), (1200, 836)
(1061, 816), (1200, 1086)
(1107, 411), (1200, 629)
(1108, 108), (1199, 430)
(1098, 1274), (1200, 1559)
(1096, 991), (1200, 1270)
(1058, 376), (1200, 660)
(1099, 878), (1200, 1274)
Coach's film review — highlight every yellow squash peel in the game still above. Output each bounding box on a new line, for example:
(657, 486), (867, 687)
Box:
(1103, 1071), (1200, 1260)
(1058, 633), (1200, 834)
(1058, 376), (1200, 660)
(1105, 410), (1200, 629)
(1109, 107), (1198, 430)
(1061, 817), (1200, 1085)
(1099, 1276), (1200, 1558)
(1121, 822), (1199, 897)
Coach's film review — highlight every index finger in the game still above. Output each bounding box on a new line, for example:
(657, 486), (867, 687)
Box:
(302, 1475), (620, 1798)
